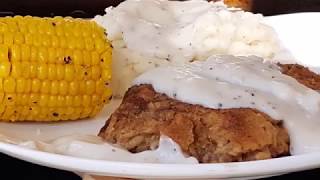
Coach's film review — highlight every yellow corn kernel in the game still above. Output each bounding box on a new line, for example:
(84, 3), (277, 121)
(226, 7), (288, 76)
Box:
(91, 51), (99, 65)
(56, 95), (65, 107)
(65, 95), (73, 107)
(48, 47), (56, 63)
(29, 62), (38, 78)
(24, 79), (32, 93)
(75, 38), (84, 49)
(11, 62), (22, 78)
(50, 81), (59, 95)
(2, 106), (16, 120)
(14, 32), (24, 44)
(56, 64), (65, 80)
(31, 79), (41, 93)
(3, 32), (14, 45)
(82, 51), (92, 66)
(51, 36), (59, 48)
(30, 46), (37, 62)
(48, 64), (57, 80)
(38, 63), (48, 80)
(55, 48), (64, 64)
(91, 65), (101, 80)
(4, 93), (16, 106)
(16, 78), (26, 93)
(69, 81), (79, 95)
(80, 106), (92, 119)
(24, 34), (33, 45)
(82, 95), (91, 106)
(95, 39), (107, 53)
(0, 62), (11, 78)
(0, 79), (3, 91)
(48, 95), (57, 107)
(0, 93), (4, 103)
(33, 34), (41, 46)
(73, 95), (81, 107)
(38, 47), (48, 63)
(40, 80), (50, 94)
(10, 44), (21, 62)
(42, 35), (51, 47)
(73, 50), (83, 65)
(67, 37), (77, 49)
(21, 44), (30, 61)
(101, 50), (112, 67)
(95, 80), (104, 95)
(4, 77), (16, 93)
(59, 81), (68, 95)
(85, 80), (95, 94)
(85, 38), (94, 50)
(59, 36), (67, 49)
(65, 65), (74, 81)
(0, 45), (9, 61)
(39, 94), (48, 107)
(102, 69), (112, 81)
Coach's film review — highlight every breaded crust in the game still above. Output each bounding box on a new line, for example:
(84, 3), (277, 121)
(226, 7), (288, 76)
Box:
(99, 85), (290, 163)
(280, 64), (320, 90)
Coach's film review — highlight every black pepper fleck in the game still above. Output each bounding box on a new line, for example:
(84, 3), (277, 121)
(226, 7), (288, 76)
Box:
(111, 149), (116, 152)
(272, 106), (276, 110)
(173, 148), (177, 152)
(209, 67), (213, 70)
(29, 108), (32, 110)
(52, 112), (59, 117)
(33, 101), (37, 104)
(108, 96), (113, 100)
(218, 103), (223, 108)
(105, 82), (109, 86)
(271, 76), (275, 79)
(251, 102), (256, 105)
(101, 59), (104, 62)
(84, 72), (88, 75)
(52, 22), (56, 26)
(173, 93), (177, 97)
(251, 93), (255, 96)
(7, 97), (12, 100)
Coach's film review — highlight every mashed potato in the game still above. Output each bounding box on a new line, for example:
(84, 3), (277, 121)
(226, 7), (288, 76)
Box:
(94, 0), (291, 97)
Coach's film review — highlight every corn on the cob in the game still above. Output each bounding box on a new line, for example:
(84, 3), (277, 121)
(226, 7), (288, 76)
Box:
(0, 16), (112, 122)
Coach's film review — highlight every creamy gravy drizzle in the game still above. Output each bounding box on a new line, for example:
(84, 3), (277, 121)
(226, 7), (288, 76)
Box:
(134, 55), (320, 155)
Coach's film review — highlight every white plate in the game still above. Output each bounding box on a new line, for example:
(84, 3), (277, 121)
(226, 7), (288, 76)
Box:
(1, 13), (320, 180)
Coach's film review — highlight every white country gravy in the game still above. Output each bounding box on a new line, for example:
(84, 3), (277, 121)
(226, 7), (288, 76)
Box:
(134, 55), (320, 155)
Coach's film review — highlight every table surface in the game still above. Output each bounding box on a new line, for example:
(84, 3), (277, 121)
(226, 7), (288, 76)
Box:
(1, 0), (320, 179)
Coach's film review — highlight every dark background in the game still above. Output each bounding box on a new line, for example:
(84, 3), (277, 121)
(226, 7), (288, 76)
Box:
(1, 0), (320, 179)
(0, 0), (319, 17)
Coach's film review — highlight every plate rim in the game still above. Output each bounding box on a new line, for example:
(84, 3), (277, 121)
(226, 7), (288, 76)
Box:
(1, 142), (320, 178)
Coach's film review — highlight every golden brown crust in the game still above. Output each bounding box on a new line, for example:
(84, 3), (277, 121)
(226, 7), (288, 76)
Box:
(279, 64), (320, 90)
(210, 0), (252, 11)
(99, 85), (290, 163)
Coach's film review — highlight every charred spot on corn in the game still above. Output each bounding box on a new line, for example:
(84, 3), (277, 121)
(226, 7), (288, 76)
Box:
(63, 56), (72, 64)
(0, 15), (112, 122)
